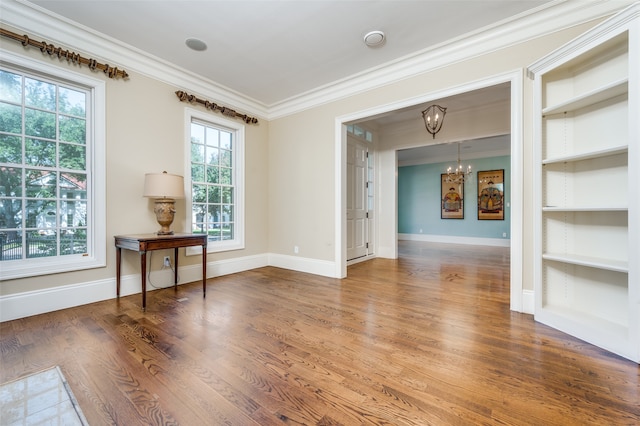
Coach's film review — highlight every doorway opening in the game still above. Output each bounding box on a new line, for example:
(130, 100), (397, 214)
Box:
(336, 71), (525, 313)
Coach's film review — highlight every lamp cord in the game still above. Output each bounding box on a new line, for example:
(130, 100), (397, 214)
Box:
(147, 251), (180, 290)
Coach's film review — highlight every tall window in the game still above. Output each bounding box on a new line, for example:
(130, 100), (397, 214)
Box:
(188, 110), (244, 252)
(0, 52), (105, 279)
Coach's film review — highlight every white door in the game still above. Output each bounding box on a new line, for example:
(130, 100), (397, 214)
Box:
(347, 137), (370, 260)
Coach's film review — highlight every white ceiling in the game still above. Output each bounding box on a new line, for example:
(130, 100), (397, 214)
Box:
(397, 135), (511, 166)
(27, 0), (551, 107)
(361, 81), (511, 126)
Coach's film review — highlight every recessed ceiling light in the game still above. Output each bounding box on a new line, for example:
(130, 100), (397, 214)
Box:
(363, 30), (385, 47)
(185, 38), (207, 51)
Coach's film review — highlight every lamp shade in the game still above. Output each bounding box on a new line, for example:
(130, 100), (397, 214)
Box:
(143, 171), (184, 199)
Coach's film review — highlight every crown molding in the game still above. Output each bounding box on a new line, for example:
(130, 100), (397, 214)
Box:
(1, 0), (269, 118)
(528, 1), (639, 77)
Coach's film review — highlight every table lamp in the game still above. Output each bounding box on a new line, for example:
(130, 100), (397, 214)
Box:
(143, 171), (185, 235)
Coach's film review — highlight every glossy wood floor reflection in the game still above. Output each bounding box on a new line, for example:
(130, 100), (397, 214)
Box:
(1, 242), (638, 425)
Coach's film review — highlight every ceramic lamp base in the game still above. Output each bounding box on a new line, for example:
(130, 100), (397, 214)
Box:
(153, 198), (176, 235)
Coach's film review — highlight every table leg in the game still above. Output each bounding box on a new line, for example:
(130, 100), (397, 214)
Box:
(116, 247), (121, 297)
(174, 247), (179, 289)
(140, 251), (147, 311)
(202, 245), (207, 297)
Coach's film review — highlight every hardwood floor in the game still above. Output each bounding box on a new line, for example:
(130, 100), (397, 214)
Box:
(1, 241), (638, 425)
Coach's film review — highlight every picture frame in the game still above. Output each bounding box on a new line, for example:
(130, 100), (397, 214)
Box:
(477, 169), (504, 220)
(441, 174), (464, 219)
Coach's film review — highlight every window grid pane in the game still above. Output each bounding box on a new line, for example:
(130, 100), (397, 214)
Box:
(190, 120), (235, 242)
(0, 69), (90, 262)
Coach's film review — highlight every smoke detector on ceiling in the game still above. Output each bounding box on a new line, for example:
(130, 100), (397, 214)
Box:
(363, 30), (385, 47)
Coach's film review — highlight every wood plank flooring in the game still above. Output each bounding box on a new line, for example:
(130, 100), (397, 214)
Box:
(1, 241), (638, 425)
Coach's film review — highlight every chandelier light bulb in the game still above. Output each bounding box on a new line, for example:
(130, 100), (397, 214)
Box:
(422, 105), (447, 139)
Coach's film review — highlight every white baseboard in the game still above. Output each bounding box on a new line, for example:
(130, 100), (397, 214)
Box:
(268, 253), (336, 278)
(0, 253), (269, 322)
(522, 289), (535, 315)
(1, 250), (529, 321)
(376, 245), (397, 258)
(0, 278), (115, 322)
(399, 233), (511, 247)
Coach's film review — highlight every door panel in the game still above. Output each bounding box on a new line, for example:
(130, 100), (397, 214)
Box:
(347, 138), (369, 260)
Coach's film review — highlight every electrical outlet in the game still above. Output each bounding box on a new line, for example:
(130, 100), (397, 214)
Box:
(294, 246), (299, 254)
(163, 256), (171, 267)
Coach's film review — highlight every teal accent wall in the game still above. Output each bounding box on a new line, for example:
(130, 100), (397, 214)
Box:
(398, 156), (510, 238)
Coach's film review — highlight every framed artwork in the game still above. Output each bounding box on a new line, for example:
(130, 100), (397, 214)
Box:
(441, 174), (464, 219)
(477, 169), (504, 220)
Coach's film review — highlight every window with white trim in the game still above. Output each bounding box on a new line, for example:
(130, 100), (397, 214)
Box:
(187, 109), (244, 253)
(0, 51), (105, 279)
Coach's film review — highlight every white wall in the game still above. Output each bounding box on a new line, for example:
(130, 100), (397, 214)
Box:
(0, 40), (270, 308)
(268, 22), (599, 294)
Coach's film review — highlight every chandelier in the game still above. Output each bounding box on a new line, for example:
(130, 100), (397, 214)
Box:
(421, 104), (447, 139)
(444, 142), (472, 184)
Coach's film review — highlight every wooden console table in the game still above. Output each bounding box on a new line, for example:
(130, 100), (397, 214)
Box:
(114, 233), (208, 310)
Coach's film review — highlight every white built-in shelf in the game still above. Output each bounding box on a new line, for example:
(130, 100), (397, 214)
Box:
(542, 78), (628, 116)
(543, 253), (628, 273)
(530, 2), (638, 363)
(542, 206), (627, 212)
(542, 145), (628, 165)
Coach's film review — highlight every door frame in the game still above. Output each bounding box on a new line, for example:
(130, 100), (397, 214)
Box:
(334, 69), (526, 313)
